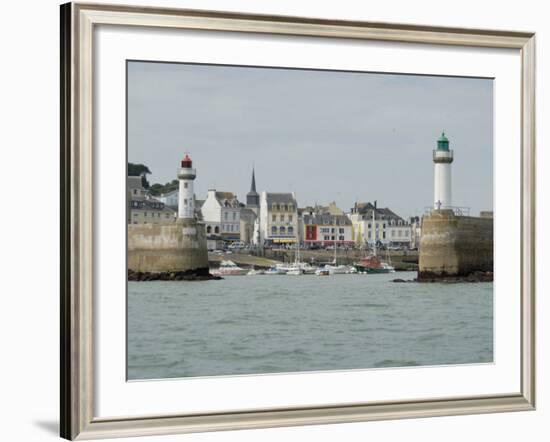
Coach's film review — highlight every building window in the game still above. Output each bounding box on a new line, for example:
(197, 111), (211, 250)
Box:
(383, 232), (386, 239)
(233, 212), (236, 220)
(144, 212), (147, 217)
(273, 204), (278, 211)
(280, 215), (284, 222)
(288, 226), (294, 235)
(133, 189), (137, 195)
(368, 223), (371, 229)
(288, 215), (293, 223)
(215, 226), (219, 234)
(331, 228), (335, 233)
(288, 204), (293, 211)
(405, 230), (409, 237)
(324, 235), (330, 240)
(184, 182), (188, 188)
(331, 236), (335, 240)
(339, 235), (345, 241)
(339, 228), (344, 234)
(224, 212), (228, 220)
(272, 214), (276, 222)
(280, 226), (286, 235)
(272, 226), (277, 234)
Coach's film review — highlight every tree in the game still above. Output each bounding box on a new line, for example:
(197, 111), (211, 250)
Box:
(127, 163), (151, 188)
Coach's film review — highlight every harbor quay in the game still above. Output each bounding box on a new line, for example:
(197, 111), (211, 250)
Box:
(127, 133), (493, 280)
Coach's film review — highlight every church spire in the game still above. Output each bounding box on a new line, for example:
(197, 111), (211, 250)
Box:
(246, 167), (259, 208)
(250, 168), (257, 192)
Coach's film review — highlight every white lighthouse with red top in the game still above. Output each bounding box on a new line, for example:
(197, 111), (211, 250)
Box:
(177, 154), (196, 219)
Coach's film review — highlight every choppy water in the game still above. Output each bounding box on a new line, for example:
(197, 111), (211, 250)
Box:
(128, 272), (493, 380)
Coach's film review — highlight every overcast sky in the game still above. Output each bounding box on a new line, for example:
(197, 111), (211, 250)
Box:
(128, 61), (493, 218)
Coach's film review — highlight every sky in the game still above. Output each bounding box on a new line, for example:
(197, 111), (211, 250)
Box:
(127, 61), (493, 218)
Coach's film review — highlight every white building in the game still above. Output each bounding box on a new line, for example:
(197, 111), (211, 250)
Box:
(200, 190), (241, 241)
(157, 189), (178, 209)
(433, 132), (454, 209)
(259, 192), (299, 245)
(302, 213), (353, 247)
(348, 201), (412, 248)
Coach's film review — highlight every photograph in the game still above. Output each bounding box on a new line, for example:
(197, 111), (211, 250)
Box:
(126, 60), (494, 380)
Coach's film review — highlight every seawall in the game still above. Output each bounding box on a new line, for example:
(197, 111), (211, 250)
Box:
(128, 218), (209, 274)
(418, 210), (493, 280)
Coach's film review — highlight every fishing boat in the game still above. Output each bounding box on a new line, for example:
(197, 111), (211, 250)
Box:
(211, 260), (248, 276)
(353, 203), (396, 274)
(354, 255), (395, 274)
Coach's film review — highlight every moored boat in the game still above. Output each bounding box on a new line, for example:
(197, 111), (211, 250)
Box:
(265, 266), (287, 275)
(211, 260), (248, 276)
(315, 266), (331, 276)
(354, 255), (395, 274)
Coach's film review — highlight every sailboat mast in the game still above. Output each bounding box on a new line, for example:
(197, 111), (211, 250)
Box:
(372, 205), (377, 257)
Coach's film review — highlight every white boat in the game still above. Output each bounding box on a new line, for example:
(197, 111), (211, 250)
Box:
(315, 266), (330, 276)
(286, 267), (304, 275)
(247, 268), (265, 276)
(211, 260), (248, 276)
(325, 264), (355, 275)
(265, 266), (287, 275)
(279, 262), (316, 275)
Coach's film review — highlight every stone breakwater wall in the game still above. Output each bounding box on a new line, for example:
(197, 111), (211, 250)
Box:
(419, 210), (493, 280)
(128, 219), (209, 274)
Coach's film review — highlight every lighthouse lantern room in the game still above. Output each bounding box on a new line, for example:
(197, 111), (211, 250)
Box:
(177, 154), (196, 219)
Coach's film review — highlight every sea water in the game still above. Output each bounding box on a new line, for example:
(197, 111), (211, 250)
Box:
(127, 272), (493, 380)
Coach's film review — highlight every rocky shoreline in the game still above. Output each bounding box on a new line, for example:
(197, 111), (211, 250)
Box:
(393, 271), (493, 283)
(128, 268), (222, 281)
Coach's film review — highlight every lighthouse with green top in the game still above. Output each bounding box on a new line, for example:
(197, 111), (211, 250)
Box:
(433, 131), (454, 209)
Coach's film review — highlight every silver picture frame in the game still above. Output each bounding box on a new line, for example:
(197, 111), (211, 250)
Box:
(60, 2), (536, 439)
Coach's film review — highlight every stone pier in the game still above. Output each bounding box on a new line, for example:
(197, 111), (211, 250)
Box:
(128, 218), (209, 274)
(418, 210), (493, 280)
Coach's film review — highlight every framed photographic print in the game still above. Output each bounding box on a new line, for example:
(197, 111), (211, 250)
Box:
(60, 2), (536, 440)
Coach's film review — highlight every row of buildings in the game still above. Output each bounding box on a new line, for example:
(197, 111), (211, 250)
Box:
(127, 164), (420, 249)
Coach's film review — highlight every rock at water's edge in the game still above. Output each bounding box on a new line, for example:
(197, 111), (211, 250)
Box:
(128, 268), (222, 281)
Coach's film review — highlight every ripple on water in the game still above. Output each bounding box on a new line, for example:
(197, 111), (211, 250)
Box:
(128, 275), (493, 379)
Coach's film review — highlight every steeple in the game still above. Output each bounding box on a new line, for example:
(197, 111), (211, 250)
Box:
(250, 168), (257, 192)
(246, 167), (260, 208)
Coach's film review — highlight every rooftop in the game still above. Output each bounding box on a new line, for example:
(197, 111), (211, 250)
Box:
(303, 213), (351, 226)
(265, 192), (297, 208)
